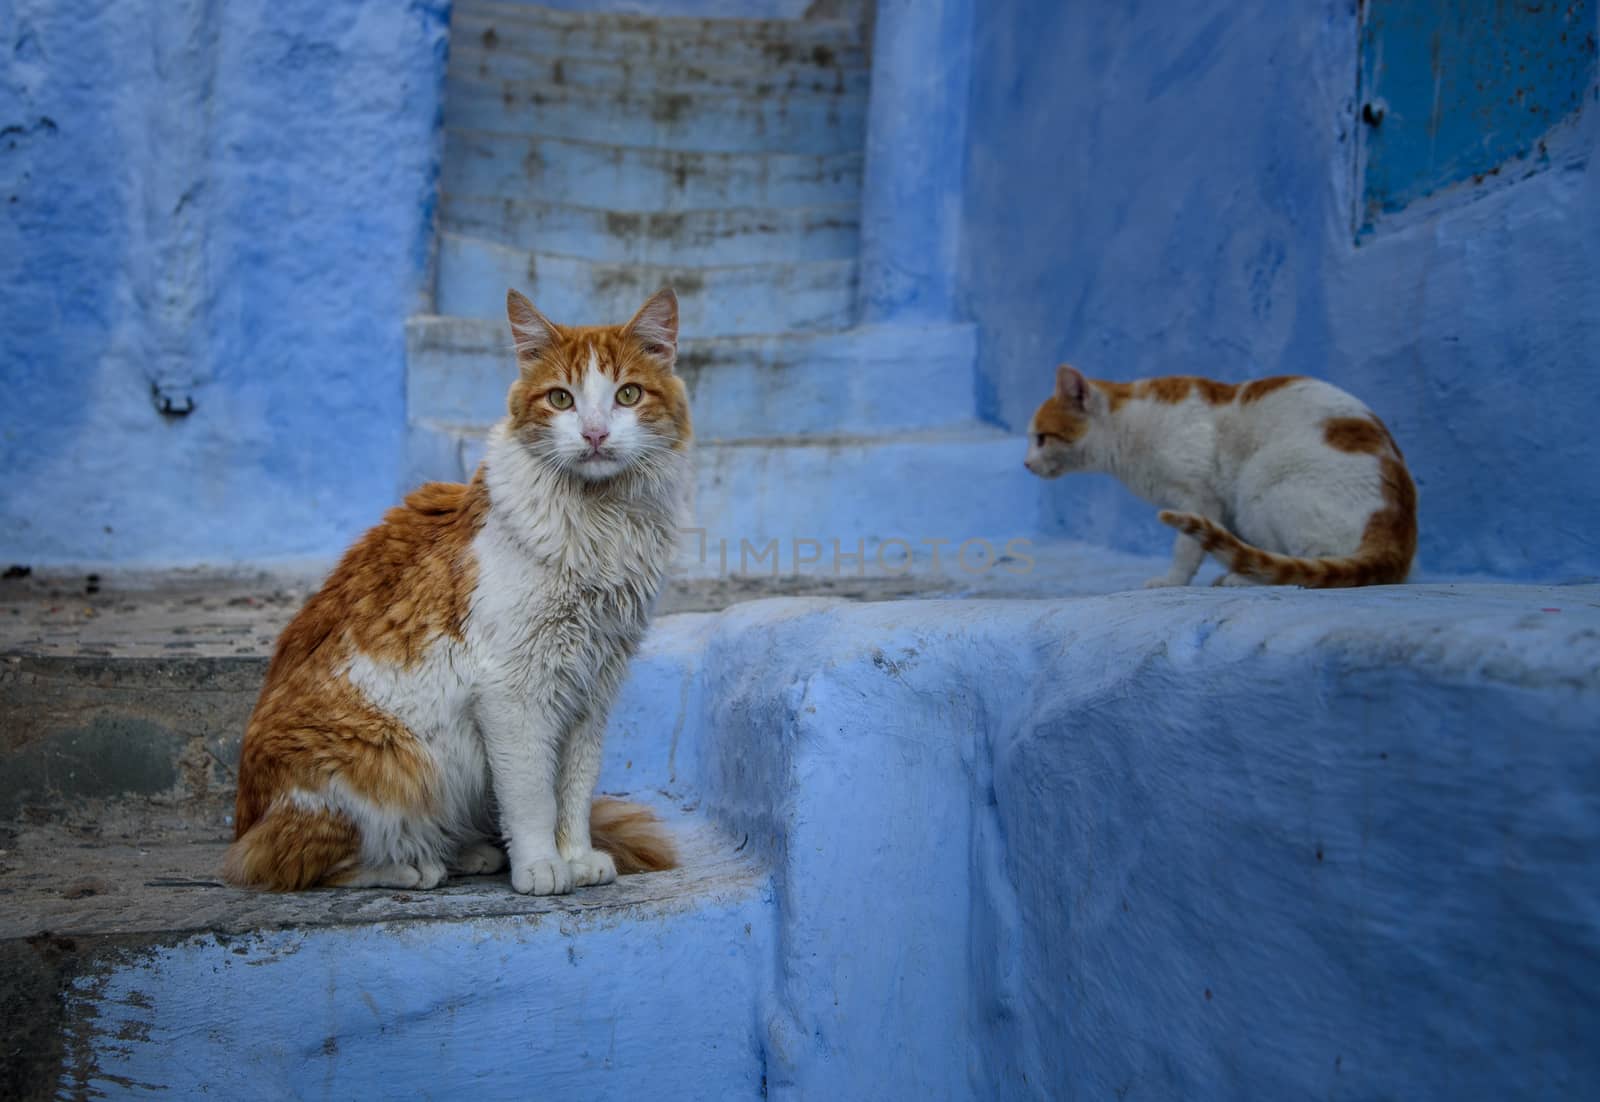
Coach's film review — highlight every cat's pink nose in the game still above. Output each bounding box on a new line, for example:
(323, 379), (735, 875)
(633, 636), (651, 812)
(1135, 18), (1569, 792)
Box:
(582, 426), (610, 450)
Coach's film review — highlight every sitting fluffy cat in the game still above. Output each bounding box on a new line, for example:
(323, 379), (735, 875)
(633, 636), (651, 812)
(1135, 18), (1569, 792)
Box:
(225, 288), (690, 893)
(1024, 366), (1416, 588)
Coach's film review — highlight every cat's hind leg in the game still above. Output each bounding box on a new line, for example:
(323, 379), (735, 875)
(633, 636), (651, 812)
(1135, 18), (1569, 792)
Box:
(449, 840), (508, 876)
(223, 800), (363, 891)
(1145, 519), (1212, 588)
(331, 860), (448, 890)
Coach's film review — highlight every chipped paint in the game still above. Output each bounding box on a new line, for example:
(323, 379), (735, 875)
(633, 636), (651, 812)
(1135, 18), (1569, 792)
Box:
(1356, 0), (1597, 232)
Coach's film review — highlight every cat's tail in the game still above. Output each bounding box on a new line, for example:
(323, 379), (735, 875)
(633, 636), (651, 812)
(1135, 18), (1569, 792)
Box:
(1157, 510), (1414, 588)
(590, 797), (678, 873)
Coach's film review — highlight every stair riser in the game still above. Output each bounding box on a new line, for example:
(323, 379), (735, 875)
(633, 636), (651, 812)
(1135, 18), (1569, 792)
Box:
(46, 898), (772, 1097)
(415, 429), (1040, 558)
(435, 235), (857, 336)
(442, 131), (862, 211)
(691, 437), (1040, 558)
(680, 342), (977, 439)
(440, 195), (860, 266)
(444, 78), (866, 155)
(455, 12), (868, 70)
(450, 45), (871, 97)
(408, 322), (979, 438)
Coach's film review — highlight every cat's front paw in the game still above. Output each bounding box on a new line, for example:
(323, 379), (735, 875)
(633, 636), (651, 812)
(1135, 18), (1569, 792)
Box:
(567, 850), (617, 888)
(1143, 575), (1187, 589)
(512, 857), (574, 896)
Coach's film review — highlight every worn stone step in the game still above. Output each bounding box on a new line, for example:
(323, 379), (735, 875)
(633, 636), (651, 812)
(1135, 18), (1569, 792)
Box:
(440, 129), (863, 211)
(454, 3), (867, 70)
(0, 800), (771, 1099)
(448, 43), (871, 98)
(439, 195), (859, 266)
(435, 233), (857, 336)
(443, 74), (867, 155)
(406, 315), (979, 439)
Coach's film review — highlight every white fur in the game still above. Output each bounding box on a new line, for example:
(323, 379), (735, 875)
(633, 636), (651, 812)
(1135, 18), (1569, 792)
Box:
(1025, 377), (1388, 587)
(335, 407), (689, 893)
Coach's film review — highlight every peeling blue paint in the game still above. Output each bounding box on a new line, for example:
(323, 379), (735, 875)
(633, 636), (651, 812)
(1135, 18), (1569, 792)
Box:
(1357, 0), (1598, 231)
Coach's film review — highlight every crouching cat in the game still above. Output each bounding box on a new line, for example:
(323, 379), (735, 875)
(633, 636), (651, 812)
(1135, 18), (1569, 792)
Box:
(1023, 366), (1417, 588)
(225, 288), (690, 893)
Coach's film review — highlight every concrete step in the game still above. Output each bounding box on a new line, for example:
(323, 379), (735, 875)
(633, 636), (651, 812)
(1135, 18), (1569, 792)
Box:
(1, 801), (771, 1098)
(454, 3), (867, 70)
(435, 233), (857, 336)
(8, 570), (1596, 1097)
(442, 74), (867, 155)
(440, 129), (862, 210)
(635, 588), (1600, 1097)
(406, 314), (979, 439)
(448, 43), (871, 98)
(409, 421), (1041, 560)
(439, 195), (859, 265)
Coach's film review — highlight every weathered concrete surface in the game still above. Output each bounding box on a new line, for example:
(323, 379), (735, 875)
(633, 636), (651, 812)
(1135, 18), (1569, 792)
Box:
(0, 807), (769, 1100)
(0, 805), (753, 942)
(623, 586), (1600, 1099)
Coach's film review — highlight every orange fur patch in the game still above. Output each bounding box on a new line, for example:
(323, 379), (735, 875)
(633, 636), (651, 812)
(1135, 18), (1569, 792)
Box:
(1239, 375), (1306, 403)
(1095, 379), (1135, 412)
(1125, 376), (1241, 405)
(227, 473), (491, 888)
(269, 474), (489, 675)
(1031, 394), (1092, 444)
(1323, 415), (1388, 454)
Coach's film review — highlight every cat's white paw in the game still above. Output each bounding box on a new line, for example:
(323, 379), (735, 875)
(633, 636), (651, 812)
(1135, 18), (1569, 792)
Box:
(512, 857), (574, 896)
(450, 842), (507, 875)
(566, 850), (617, 888)
(1213, 572), (1255, 587)
(1143, 575), (1187, 589)
(344, 861), (447, 890)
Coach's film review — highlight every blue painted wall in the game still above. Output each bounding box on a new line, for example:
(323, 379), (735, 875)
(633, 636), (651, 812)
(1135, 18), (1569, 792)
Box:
(0, 0), (448, 567)
(604, 590), (1600, 1098)
(960, 1), (1600, 580)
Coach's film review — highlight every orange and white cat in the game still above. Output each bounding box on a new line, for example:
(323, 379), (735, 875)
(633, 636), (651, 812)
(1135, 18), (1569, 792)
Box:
(225, 288), (691, 893)
(1024, 366), (1416, 588)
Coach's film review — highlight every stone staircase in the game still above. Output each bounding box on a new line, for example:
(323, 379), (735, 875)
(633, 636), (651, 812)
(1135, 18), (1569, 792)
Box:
(408, 0), (1036, 559)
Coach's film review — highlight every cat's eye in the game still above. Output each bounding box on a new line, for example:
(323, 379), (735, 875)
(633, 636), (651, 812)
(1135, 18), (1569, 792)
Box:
(616, 383), (643, 407)
(1035, 434), (1047, 447)
(547, 388), (574, 410)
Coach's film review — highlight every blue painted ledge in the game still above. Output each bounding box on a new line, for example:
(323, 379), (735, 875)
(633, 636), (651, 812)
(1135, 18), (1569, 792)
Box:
(606, 584), (1600, 1100)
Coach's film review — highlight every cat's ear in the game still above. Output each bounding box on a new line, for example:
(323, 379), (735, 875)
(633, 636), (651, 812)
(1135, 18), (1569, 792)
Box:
(1055, 364), (1092, 412)
(507, 289), (560, 363)
(624, 288), (679, 367)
